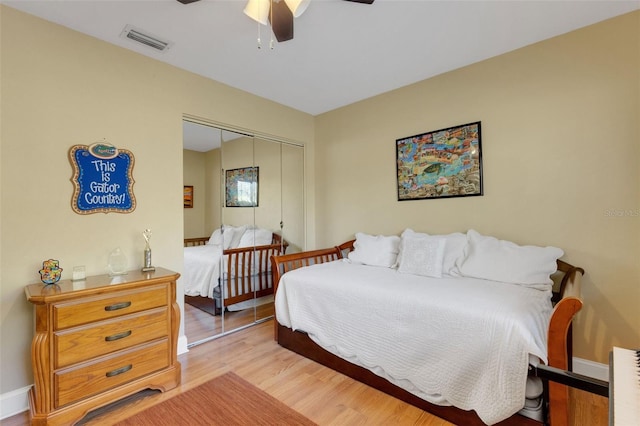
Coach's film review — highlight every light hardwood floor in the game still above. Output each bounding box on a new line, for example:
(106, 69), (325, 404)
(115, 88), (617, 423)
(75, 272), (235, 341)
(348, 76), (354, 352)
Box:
(4, 304), (608, 425)
(184, 298), (274, 344)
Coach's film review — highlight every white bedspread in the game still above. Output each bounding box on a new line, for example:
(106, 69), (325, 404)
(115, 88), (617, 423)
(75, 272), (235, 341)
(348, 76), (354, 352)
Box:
(183, 244), (222, 298)
(275, 260), (553, 425)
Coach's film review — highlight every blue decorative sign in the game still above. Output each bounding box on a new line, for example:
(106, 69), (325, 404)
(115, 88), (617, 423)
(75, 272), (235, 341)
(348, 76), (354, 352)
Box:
(69, 143), (136, 214)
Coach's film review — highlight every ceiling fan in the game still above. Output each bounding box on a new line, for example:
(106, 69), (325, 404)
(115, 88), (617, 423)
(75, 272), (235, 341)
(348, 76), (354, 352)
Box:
(176, 0), (374, 43)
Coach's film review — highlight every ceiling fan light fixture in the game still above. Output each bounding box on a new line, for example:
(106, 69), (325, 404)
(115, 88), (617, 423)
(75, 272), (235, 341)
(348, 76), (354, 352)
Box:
(244, 0), (270, 25)
(284, 0), (310, 17)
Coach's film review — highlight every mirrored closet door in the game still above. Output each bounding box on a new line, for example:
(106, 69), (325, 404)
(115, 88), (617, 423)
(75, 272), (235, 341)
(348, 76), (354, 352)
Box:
(250, 137), (304, 322)
(183, 119), (304, 347)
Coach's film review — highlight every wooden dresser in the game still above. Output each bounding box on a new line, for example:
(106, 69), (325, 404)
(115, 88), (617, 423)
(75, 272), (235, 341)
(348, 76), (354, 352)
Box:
(25, 267), (181, 425)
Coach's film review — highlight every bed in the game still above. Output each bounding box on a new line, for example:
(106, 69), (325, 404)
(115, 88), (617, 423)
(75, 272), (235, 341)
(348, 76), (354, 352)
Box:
(271, 229), (585, 426)
(184, 225), (287, 313)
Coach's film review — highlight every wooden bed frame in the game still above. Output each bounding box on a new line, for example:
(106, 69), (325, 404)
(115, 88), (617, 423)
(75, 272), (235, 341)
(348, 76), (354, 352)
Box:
(271, 239), (584, 426)
(184, 233), (287, 311)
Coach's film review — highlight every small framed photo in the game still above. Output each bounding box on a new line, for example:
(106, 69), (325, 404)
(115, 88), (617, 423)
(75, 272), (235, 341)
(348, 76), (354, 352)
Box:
(184, 185), (194, 208)
(396, 121), (482, 201)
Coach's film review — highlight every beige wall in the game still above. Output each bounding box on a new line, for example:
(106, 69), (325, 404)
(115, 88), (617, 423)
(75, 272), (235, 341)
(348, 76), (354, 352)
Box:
(184, 146), (222, 239)
(0, 5), (314, 400)
(204, 148), (222, 234)
(314, 11), (640, 363)
(221, 137), (258, 227)
(183, 149), (206, 238)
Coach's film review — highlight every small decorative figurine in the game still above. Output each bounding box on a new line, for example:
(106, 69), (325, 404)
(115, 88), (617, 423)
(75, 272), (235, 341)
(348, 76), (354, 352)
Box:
(142, 228), (155, 272)
(39, 259), (63, 285)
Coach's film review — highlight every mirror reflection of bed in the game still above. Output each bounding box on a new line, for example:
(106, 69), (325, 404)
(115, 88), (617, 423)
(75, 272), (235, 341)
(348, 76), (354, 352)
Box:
(183, 228), (286, 340)
(182, 119), (304, 347)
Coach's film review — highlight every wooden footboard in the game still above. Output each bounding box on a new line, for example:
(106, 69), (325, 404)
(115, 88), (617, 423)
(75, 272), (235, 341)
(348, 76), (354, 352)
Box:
(271, 241), (585, 426)
(547, 260), (585, 426)
(185, 233), (288, 309)
(184, 237), (210, 247)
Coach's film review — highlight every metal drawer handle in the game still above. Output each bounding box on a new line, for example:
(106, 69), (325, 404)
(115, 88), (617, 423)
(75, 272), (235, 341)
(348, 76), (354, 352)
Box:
(104, 301), (131, 311)
(106, 364), (132, 378)
(105, 330), (132, 342)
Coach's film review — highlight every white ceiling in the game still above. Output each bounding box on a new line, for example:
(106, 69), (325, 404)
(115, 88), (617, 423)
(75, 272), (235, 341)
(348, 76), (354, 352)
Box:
(4, 0), (639, 150)
(182, 121), (245, 152)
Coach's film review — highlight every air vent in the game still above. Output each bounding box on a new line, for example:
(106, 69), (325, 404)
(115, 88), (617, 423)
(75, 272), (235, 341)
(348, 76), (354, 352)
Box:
(120, 25), (173, 52)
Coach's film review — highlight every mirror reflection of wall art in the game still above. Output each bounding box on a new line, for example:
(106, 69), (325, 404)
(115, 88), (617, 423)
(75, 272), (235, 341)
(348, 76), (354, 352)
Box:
(225, 167), (259, 207)
(183, 185), (193, 208)
(396, 121), (483, 201)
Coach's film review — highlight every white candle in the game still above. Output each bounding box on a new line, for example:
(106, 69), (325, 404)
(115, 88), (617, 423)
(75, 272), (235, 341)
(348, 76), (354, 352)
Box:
(72, 266), (86, 281)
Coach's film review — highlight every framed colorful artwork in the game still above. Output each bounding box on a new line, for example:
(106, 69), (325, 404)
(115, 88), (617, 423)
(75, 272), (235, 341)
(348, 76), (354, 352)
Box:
(225, 167), (259, 207)
(184, 185), (193, 208)
(396, 121), (483, 201)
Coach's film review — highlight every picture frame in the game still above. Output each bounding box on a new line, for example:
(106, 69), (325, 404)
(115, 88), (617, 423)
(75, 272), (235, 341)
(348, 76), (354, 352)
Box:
(184, 185), (193, 208)
(396, 121), (483, 201)
(69, 143), (136, 214)
(225, 167), (259, 207)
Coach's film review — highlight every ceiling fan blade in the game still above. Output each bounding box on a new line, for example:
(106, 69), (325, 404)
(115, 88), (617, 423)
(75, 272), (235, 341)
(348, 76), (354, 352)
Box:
(270, 0), (294, 42)
(178, 0), (370, 43)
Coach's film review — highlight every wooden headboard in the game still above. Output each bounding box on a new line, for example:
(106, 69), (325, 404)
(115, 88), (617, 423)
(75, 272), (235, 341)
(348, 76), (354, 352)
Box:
(184, 232), (285, 248)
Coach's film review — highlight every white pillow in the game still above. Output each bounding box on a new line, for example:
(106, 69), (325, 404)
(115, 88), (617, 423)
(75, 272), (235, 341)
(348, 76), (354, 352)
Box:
(207, 225), (241, 249)
(238, 228), (273, 247)
(347, 232), (400, 268)
(207, 228), (223, 245)
(456, 229), (564, 290)
(397, 233), (446, 278)
(399, 229), (466, 276)
(228, 225), (248, 248)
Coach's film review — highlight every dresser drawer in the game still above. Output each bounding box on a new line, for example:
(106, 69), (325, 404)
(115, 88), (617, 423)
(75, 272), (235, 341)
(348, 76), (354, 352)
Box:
(54, 285), (168, 330)
(54, 308), (169, 369)
(55, 339), (170, 408)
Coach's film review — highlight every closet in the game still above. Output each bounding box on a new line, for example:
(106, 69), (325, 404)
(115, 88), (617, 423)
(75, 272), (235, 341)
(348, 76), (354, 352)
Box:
(182, 119), (304, 347)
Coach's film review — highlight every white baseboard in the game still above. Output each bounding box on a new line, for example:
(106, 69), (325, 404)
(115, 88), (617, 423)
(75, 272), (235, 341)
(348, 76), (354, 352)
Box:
(178, 334), (189, 355)
(572, 357), (609, 382)
(0, 385), (30, 420)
